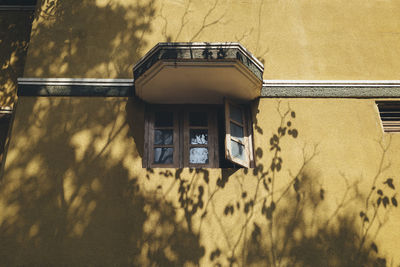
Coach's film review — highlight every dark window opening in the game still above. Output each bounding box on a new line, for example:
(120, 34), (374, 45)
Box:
(376, 101), (400, 133)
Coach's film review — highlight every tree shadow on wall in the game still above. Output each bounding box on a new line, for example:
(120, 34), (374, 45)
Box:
(0, 96), (204, 266)
(125, 98), (397, 267)
(0, 93), (398, 266)
(240, 101), (397, 267)
(197, 100), (397, 267)
(245, 171), (391, 267)
(0, 9), (34, 108)
(0, 0), (228, 261)
(158, 0), (226, 42)
(26, 0), (155, 78)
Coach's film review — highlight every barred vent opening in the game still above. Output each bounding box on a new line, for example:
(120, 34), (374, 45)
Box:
(376, 101), (400, 133)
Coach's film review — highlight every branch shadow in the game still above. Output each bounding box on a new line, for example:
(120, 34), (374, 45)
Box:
(26, 0), (155, 78)
(0, 8), (34, 108)
(245, 171), (388, 267)
(0, 95), (208, 266)
(0, 1), (207, 265)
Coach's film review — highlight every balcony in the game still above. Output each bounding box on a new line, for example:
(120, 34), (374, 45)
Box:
(133, 42), (264, 104)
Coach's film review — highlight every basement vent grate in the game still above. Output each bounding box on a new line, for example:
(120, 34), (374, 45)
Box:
(376, 101), (400, 133)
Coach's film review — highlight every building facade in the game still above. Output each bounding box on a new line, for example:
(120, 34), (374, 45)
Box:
(1, 0), (400, 266)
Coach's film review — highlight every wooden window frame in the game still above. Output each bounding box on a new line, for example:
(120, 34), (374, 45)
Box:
(224, 99), (254, 168)
(147, 106), (180, 168)
(183, 106), (219, 168)
(144, 105), (219, 168)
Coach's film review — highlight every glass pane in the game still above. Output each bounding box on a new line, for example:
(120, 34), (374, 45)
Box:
(190, 129), (208, 145)
(154, 129), (173, 145)
(189, 112), (208, 126)
(230, 122), (244, 142)
(154, 148), (173, 164)
(230, 104), (243, 124)
(190, 147), (209, 164)
(231, 140), (245, 161)
(155, 112), (173, 127)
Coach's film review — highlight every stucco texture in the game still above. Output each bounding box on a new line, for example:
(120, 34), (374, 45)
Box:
(1, 96), (399, 266)
(23, 0), (400, 80)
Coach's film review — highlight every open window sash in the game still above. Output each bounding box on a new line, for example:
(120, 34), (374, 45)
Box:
(224, 99), (254, 168)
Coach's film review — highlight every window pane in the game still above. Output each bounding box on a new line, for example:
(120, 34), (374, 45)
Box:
(190, 129), (208, 145)
(155, 112), (173, 127)
(154, 129), (173, 145)
(154, 148), (173, 164)
(189, 112), (208, 126)
(230, 104), (243, 124)
(231, 140), (245, 161)
(189, 147), (209, 164)
(230, 122), (244, 142)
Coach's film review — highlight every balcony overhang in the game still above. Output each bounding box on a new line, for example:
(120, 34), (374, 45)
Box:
(133, 43), (264, 104)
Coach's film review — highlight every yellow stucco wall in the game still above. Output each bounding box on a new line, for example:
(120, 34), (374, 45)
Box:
(2, 0), (400, 266)
(1, 96), (399, 266)
(24, 0), (400, 80)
